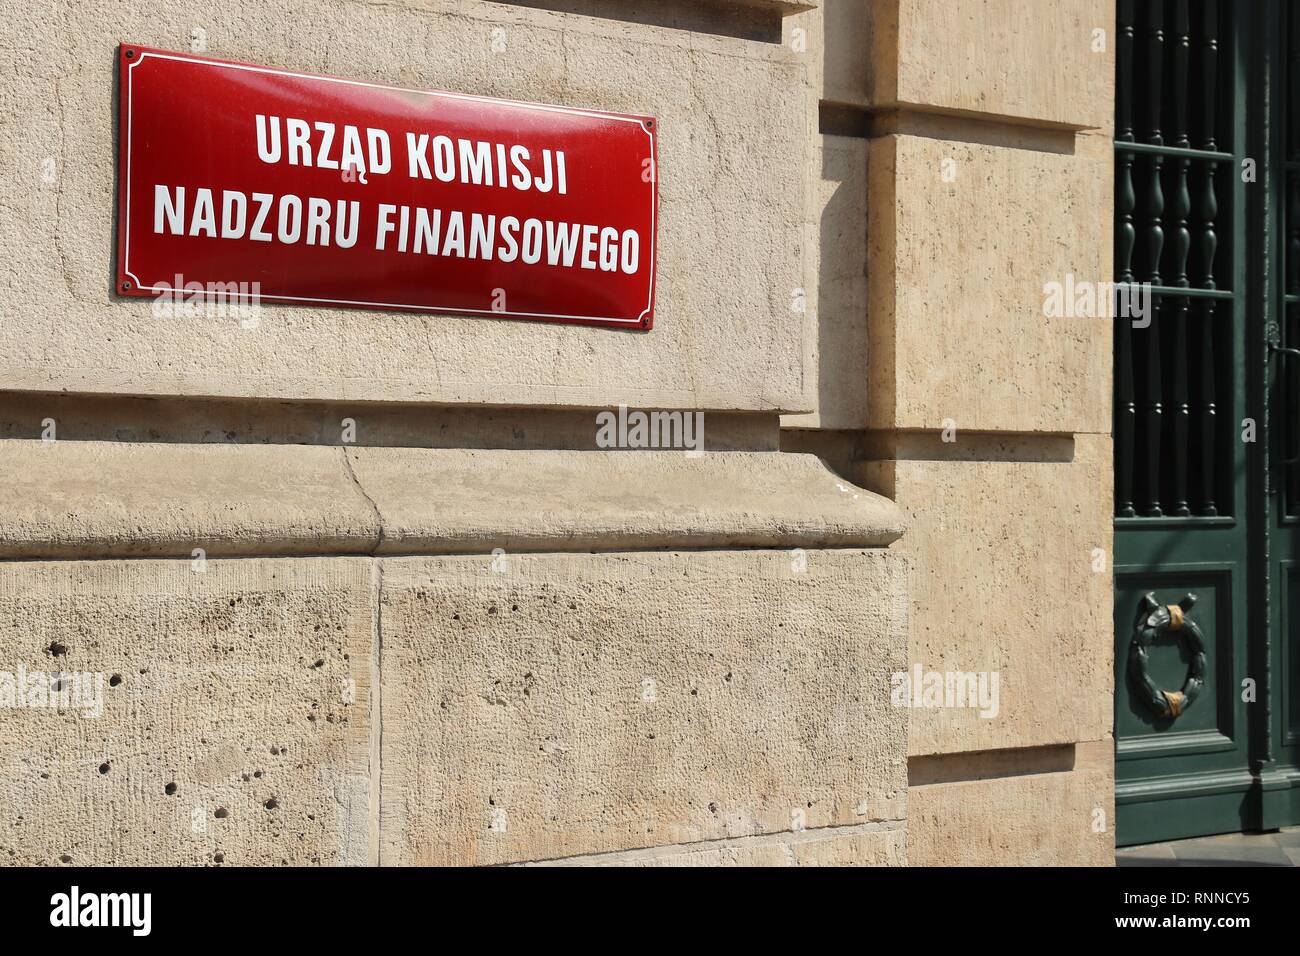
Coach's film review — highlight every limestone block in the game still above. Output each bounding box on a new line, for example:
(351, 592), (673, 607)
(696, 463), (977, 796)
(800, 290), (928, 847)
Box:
(867, 132), (1112, 434)
(859, 434), (1113, 757)
(0, 558), (375, 866)
(0, 0), (814, 411)
(908, 757), (1114, 866)
(377, 549), (908, 865)
(867, 0), (1115, 132)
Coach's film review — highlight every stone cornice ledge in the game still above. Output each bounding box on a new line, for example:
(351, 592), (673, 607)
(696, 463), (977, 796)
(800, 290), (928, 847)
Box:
(0, 441), (903, 559)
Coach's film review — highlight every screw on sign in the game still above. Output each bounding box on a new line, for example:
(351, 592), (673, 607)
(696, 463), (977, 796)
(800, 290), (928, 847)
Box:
(116, 45), (658, 330)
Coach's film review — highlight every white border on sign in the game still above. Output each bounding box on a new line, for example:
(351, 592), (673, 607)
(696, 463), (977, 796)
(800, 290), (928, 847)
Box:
(122, 51), (656, 326)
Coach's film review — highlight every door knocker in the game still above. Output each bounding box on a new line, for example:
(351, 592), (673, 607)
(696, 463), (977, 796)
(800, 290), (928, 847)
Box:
(1129, 592), (1206, 718)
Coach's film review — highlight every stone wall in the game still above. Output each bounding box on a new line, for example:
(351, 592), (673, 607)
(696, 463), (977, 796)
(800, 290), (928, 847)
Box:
(0, 0), (1116, 866)
(785, 0), (1116, 865)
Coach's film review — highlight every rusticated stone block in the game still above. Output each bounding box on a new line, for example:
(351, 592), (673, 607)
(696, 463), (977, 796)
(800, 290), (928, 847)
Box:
(0, 558), (374, 866)
(378, 549), (908, 865)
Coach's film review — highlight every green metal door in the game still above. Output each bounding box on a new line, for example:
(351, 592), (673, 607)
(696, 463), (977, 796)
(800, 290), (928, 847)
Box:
(1262, 0), (1300, 833)
(1113, 0), (1300, 846)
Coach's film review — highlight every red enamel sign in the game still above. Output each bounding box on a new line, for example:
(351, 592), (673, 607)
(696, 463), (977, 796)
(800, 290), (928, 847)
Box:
(116, 45), (658, 329)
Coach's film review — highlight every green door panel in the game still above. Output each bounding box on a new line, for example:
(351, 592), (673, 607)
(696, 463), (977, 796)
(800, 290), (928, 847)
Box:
(1113, 0), (1300, 845)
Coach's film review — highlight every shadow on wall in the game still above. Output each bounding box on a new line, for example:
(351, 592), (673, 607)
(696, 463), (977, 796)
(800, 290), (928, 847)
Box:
(816, 135), (871, 428)
(488, 0), (785, 43)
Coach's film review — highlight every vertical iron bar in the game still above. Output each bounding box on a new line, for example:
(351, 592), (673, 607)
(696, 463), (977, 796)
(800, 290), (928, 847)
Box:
(1117, 0), (1138, 517)
(1199, 299), (1219, 515)
(1143, 1), (1167, 516)
(1197, 0), (1221, 515)
(1170, 0), (1193, 515)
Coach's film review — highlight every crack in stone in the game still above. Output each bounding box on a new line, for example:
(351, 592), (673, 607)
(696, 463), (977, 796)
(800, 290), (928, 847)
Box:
(339, 447), (385, 554)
